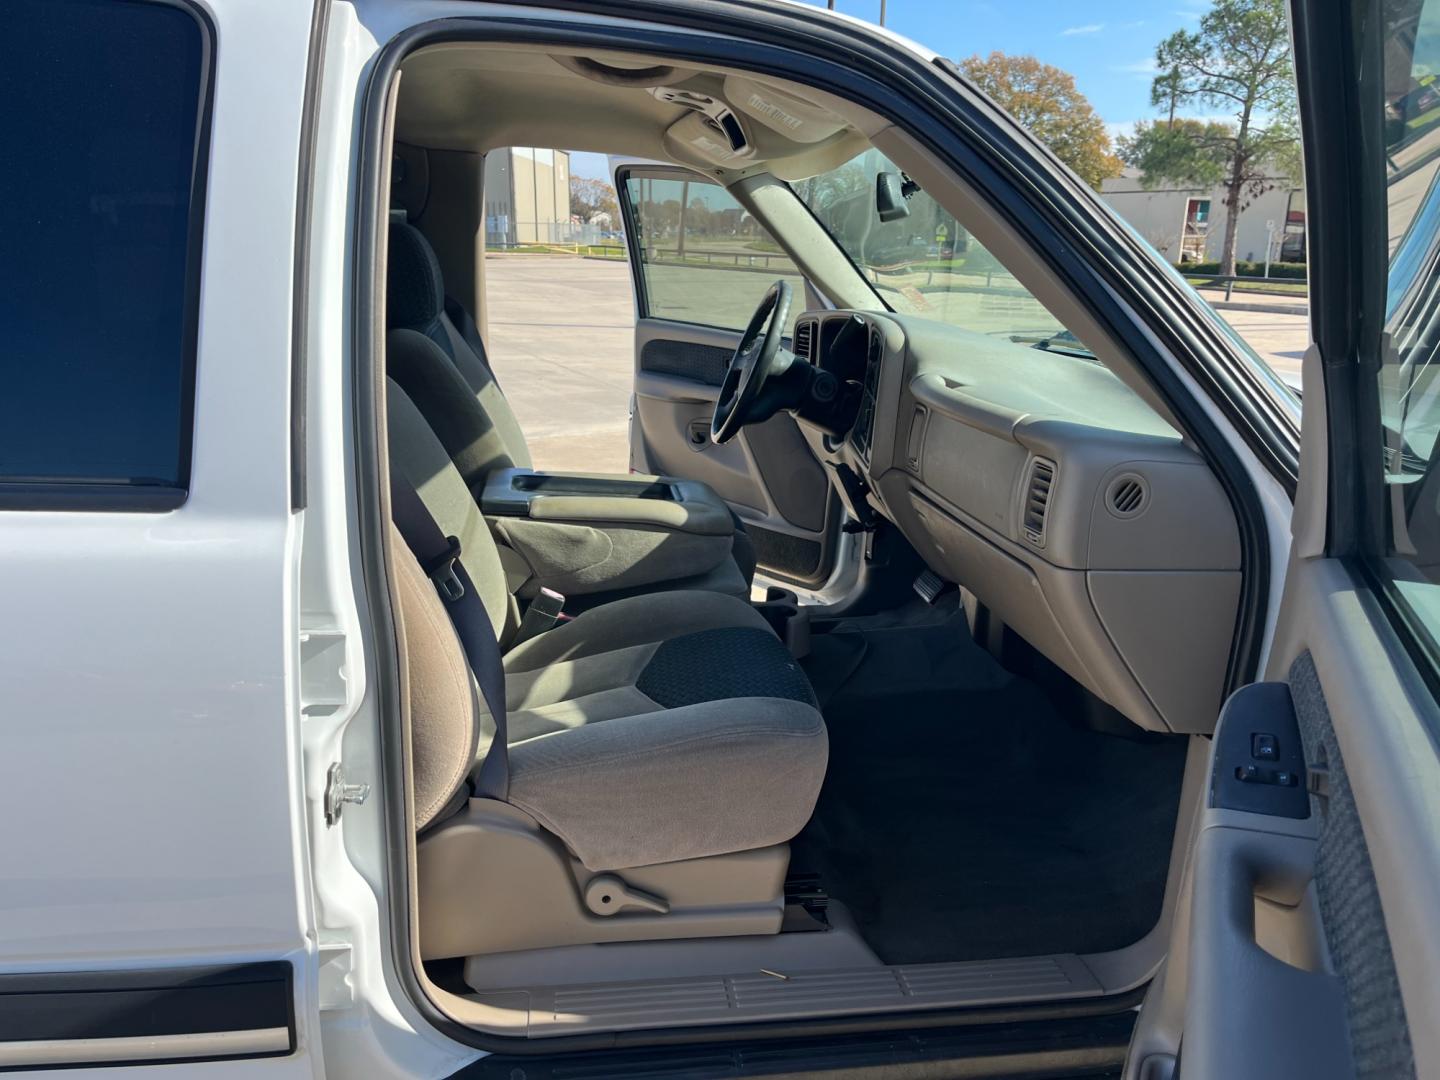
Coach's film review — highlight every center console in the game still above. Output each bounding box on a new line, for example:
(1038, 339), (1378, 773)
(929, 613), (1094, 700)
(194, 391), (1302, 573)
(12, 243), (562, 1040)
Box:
(478, 468), (746, 601)
(481, 470), (683, 517)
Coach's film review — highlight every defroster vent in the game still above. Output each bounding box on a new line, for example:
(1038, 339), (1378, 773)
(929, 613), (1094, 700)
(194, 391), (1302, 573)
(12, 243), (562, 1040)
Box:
(1022, 458), (1056, 546)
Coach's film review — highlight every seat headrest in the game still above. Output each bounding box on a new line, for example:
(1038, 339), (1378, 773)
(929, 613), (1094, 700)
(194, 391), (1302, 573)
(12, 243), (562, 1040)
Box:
(387, 222), (446, 331)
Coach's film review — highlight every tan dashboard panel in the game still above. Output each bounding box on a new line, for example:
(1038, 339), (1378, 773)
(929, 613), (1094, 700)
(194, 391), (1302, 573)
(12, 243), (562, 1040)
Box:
(1088, 570), (1242, 733)
(901, 485), (1171, 731)
(797, 306), (1242, 735)
(916, 408), (1029, 538)
(909, 489), (1093, 686)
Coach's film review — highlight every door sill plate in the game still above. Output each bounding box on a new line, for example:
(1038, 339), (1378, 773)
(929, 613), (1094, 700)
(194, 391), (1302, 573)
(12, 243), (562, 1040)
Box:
(473, 953), (1103, 1036)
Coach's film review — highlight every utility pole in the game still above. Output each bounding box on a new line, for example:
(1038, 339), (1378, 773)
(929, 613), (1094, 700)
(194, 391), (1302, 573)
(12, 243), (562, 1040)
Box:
(826, 0), (885, 27)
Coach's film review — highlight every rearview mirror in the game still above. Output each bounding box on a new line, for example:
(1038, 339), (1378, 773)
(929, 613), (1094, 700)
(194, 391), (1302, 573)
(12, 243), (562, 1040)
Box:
(876, 172), (911, 223)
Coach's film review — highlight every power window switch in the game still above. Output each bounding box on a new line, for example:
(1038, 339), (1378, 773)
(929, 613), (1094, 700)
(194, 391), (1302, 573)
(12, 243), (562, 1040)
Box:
(1251, 733), (1279, 761)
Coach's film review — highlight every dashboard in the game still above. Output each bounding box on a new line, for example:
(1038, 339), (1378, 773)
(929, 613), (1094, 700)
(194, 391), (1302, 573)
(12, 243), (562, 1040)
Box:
(792, 310), (1242, 736)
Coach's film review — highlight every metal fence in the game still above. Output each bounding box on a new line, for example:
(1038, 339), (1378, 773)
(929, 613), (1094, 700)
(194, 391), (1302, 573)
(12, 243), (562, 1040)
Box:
(486, 220), (621, 249)
(640, 246), (793, 271)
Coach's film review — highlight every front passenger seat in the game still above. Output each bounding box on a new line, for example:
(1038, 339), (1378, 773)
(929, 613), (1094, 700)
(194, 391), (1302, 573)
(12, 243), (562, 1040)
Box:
(384, 221), (757, 586)
(390, 377), (827, 961)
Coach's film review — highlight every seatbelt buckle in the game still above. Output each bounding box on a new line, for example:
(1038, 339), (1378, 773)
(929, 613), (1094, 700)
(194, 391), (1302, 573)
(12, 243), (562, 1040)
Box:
(515, 587), (565, 644)
(424, 535), (465, 601)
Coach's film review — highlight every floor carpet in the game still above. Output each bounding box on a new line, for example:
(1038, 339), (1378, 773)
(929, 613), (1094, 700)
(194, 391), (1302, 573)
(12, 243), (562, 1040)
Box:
(792, 615), (1190, 965)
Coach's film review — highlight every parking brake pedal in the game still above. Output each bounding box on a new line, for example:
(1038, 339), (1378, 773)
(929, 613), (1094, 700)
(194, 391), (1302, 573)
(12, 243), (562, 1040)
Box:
(913, 569), (949, 604)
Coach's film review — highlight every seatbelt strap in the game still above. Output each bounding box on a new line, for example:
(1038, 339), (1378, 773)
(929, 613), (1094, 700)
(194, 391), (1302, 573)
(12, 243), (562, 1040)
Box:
(444, 296), (502, 389)
(390, 473), (510, 801)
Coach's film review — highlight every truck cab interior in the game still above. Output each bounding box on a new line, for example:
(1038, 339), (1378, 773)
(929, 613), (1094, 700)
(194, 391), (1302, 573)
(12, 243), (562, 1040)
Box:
(377, 41), (1247, 1039)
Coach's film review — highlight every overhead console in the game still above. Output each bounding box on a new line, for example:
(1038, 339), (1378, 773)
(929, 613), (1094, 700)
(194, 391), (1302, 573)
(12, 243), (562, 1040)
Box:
(651, 76), (853, 168)
(657, 74), (865, 177)
(794, 311), (1242, 735)
(655, 87), (757, 167)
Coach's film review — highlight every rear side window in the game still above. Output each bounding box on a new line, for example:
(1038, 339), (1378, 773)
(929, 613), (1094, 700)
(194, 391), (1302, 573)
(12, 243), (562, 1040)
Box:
(0, 0), (211, 508)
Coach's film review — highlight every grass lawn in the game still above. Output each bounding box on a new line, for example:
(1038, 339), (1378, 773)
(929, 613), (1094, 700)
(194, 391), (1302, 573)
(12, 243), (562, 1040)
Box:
(1186, 277), (1309, 297)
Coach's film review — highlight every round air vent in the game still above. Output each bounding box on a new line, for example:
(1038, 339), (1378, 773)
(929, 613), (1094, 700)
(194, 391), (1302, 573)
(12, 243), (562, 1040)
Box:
(1105, 474), (1149, 519)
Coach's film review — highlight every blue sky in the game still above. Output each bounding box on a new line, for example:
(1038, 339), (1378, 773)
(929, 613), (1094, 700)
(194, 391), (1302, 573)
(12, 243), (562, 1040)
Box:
(570, 0), (1216, 181)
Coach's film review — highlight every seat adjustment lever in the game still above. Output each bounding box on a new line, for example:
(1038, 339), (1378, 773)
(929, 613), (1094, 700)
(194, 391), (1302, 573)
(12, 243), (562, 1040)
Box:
(584, 874), (670, 916)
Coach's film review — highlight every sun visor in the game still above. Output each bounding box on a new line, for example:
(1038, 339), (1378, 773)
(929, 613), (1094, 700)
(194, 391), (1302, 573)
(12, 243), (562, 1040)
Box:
(724, 76), (848, 143)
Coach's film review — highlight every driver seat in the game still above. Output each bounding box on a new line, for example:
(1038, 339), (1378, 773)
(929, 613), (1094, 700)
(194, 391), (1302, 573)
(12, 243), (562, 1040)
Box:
(385, 222), (757, 586)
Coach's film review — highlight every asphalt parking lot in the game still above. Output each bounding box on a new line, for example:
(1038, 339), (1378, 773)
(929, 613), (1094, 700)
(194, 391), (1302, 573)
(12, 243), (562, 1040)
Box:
(484, 255), (637, 474)
(483, 254), (1309, 473)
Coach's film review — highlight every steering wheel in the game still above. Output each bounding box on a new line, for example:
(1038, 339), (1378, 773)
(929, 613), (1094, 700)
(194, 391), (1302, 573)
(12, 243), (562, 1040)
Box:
(711, 280), (793, 444)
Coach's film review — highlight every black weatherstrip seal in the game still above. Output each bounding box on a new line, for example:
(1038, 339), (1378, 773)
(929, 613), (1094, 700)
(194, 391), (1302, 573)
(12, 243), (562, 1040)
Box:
(0, 962), (295, 1071)
(290, 0), (333, 512)
(352, 0), (1282, 1056)
(614, 164), (654, 319)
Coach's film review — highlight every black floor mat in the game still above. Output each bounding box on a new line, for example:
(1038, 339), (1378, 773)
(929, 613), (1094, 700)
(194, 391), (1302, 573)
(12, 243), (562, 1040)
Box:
(793, 617), (1189, 966)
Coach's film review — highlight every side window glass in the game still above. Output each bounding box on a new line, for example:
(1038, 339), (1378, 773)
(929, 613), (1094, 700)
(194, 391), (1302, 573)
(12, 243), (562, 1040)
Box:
(625, 173), (804, 334)
(1372, 0), (1440, 625)
(0, 0), (209, 506)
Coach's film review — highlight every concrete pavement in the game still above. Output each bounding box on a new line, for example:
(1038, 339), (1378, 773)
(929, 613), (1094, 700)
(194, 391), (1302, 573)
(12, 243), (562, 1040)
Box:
(1211, 307), (1308, 385)
(483, 255), (636, 474)
(481, 254), (1309, 473)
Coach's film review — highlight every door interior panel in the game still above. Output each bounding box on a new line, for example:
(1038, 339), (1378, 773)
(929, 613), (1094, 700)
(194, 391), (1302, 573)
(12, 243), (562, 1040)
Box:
(1177, 679), (1352, 1080)
(1286, 651), (1416, 1077)
(632, 318), (837, 586)
(1127, 559), (1433, 1080)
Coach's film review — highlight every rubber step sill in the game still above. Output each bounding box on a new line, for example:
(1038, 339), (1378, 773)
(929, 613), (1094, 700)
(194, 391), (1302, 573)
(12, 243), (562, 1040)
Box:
(472, 953), (1103, 1036)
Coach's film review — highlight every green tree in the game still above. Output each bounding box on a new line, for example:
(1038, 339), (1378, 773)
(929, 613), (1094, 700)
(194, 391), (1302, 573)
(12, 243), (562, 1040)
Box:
(1122, 0), (1298, 275)
(569, 175), (619, 224)
(958, 52), (1122, 189)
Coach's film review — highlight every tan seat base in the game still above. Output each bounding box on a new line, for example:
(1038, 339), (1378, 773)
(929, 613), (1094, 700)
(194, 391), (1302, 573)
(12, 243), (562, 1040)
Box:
(417, 799), (790, 960)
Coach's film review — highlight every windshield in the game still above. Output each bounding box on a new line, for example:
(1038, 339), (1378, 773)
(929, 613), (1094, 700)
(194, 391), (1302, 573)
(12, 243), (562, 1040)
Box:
(794, 148), (1092, 356)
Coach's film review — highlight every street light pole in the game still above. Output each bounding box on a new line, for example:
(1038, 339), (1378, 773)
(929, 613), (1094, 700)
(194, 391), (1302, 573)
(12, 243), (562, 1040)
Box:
(879, 0), (886, 24)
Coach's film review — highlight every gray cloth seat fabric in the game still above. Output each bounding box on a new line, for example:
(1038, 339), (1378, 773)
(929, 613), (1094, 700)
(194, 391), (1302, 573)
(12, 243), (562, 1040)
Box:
(391, 377), (827, 871)
(500, 600), (824, 870)
(385, 220), (756, 589)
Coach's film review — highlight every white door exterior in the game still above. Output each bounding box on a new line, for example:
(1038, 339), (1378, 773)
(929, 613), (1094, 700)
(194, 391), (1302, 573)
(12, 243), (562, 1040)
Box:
(0, 0), (324, 1073)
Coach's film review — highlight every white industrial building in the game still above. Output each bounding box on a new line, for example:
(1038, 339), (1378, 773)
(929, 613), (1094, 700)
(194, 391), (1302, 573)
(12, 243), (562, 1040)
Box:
(1101, 168), (1305, 268)
(482, 147), (573, 247)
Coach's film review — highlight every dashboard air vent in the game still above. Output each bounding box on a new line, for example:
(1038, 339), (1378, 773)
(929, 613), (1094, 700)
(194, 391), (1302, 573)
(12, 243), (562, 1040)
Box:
(1106, 473), (1149, 518)
(1022, 458), (1056, 545)
(794, 320), (815, 363)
